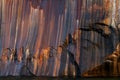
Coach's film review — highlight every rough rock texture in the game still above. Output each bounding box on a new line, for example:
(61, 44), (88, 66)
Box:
(82, 44), (120, 77)
(0, 0), (120, 77)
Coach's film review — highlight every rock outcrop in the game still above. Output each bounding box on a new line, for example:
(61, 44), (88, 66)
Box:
(82, 43), (120, 77)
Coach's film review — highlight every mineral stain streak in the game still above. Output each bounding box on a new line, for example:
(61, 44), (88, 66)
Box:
(0, 0), (120, 77)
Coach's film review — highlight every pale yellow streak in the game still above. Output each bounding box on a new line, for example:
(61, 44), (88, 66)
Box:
(35, 9), (44, 50)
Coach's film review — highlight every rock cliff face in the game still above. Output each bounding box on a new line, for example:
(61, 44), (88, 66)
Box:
(82, 44), (120, 76)
(0, 0), (120, 77)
